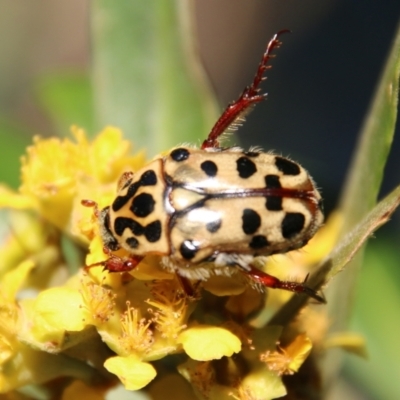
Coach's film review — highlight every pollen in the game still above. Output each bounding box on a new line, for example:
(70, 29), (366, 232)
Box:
(260, 333), (312, 375)
(118, 301), (154, 355)
(146, 279), (188, 340)
(79, 278), (116, 324)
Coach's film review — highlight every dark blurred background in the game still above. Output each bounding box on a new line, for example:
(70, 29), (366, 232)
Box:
(195, 0), (400, 217)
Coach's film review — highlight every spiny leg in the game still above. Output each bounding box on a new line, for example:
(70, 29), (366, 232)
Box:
(246, 264), (325, 303)
(201, 30), (290, 150)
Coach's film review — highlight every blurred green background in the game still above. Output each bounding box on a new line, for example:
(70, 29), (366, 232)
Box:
(1, 1), (399, 399)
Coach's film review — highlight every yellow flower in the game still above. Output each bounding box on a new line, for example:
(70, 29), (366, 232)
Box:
(20, 286), (87, 348)
(1, 126), (146, 234)
(79, 275), (117, 324)
(260, 333), (313, 376)
(104, 354), (157, 391)
(0, 128), (345, 397)
(178, 325), (241, 361)
(117, 302), (154, 355)
(147, 279), (189, 342)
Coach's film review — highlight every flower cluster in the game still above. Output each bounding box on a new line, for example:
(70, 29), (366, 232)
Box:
(0, 128), (340, 399)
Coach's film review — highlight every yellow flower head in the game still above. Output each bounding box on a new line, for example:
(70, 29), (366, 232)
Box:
(118, 301), (154, 355)
(5, 126), (146, 233)
(0, 128), (343, 397)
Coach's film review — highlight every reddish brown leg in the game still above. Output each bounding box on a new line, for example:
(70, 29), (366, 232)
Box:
(81, 198), (100, 216)
(246, 264), (325, 303)
(201, 30), (289, 150)
(175, 274), (198, 298)
(85, 253), (144, 273)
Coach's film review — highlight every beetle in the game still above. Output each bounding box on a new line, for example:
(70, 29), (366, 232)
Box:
(83, 31), (325, 302)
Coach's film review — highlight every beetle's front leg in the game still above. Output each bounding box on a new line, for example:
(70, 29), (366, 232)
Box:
(84, 244), (143, 273)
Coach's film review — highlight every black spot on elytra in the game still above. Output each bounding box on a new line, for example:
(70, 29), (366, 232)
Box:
(242, 209), (261, 234)
(243, 151), (260, 157)
(249, 235), (269, 249)
(131, 193), (155, 218)
(140, 170), (157, 186)
(112, 170), (157, 212)
(281, 213), (305, 239)
(114, 217), (162, 243)
(170, 148), (190, 162)
(126, 237), (139, 249)
(144, 220), (162, 242)
(265, 175), (281, 188)
(206, 218), (222, 233)
(200, 160), (218, 177)
(180, 240), (199, 260)
(275, 156), (301, 176)
(266, 197), (282, 211)
(236, 156), (257, 178)
(265, 174), (282, 210)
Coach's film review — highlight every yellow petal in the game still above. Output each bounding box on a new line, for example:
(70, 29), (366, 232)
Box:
(104, 355), (157, 390)
(240, 368), (286, 399)
(30, 287), (86, 344)
(285, 333), (312, 373)
(0, 260), (35, 302)
(131, 255), (174, 280)
(299, 211), (343, 265)
(0, 185), (37, 210)
(178, 325), (241, 361)
(261, 333), (312, 375)
(324, 332), (368, 358)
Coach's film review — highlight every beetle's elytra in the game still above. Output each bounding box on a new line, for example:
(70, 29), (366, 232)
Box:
(83, 31), (325, 302)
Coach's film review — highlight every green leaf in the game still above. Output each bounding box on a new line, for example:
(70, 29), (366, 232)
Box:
(324, 21), (400, 333)
(0, 119), (31, 188)
(91, 0), (218, 155)
(339, 26), (400, 228)
(344, 241), (400, 400)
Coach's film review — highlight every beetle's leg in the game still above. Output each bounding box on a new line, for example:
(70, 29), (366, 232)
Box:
(246, 264), (325, 303)
(85, 251), (144, 273)
(175, 274), (202, 299)
(81, 198), (100, 217)
(201, 30), (289, 150)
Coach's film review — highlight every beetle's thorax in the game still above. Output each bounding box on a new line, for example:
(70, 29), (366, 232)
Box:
(107, 159), (170, 256)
